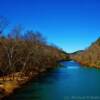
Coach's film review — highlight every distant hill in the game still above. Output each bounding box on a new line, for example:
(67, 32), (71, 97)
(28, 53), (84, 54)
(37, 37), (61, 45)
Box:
(71, 50), (84, 55)
(70, 50), (84, 59)
(71, 38), (100, 68)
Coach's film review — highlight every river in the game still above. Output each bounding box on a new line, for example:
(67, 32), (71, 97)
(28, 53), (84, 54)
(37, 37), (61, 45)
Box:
(3, 61), (100, 100)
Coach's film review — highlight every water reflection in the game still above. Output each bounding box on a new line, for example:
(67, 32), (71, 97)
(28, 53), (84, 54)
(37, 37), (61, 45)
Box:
(3, 61), (100, 100)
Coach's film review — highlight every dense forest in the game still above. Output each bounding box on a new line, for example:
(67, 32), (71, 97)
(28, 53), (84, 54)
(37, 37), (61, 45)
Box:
(71, 38), (100, 68)
(0, 17), (69, 82)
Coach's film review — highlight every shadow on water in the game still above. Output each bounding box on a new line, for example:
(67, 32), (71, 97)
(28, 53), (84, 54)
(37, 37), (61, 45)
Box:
(3, 61), (100, 100)
(3, 61), (70, 100)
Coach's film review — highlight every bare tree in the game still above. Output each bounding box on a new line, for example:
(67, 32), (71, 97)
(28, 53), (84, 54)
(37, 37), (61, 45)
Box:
(0, 28), (68, 81)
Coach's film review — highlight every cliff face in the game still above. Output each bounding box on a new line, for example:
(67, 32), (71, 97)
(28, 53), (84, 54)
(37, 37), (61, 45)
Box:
(71, 38), (100, 68)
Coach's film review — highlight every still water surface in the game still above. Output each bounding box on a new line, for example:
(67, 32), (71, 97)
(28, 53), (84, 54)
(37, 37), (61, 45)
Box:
(4, 61), (100, 100)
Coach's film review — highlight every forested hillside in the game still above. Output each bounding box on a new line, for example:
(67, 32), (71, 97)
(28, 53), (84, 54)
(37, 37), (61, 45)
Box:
(0, 31), (69, 80)
(71, 38), (100, 68)
(0, 17), (70, 96)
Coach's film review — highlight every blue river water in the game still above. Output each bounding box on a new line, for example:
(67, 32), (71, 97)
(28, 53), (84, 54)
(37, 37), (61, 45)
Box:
(4, 61), (100, 100)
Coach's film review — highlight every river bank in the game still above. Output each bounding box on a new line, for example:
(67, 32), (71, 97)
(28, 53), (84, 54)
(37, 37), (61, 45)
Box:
(72, 59), (100, 69)
(2, 61), (100, 100)
(0, 71), (43, 99)
(0, 60), (68, 99)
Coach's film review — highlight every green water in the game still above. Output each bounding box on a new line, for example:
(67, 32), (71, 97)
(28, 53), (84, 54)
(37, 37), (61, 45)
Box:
(4, 61), (100, 100)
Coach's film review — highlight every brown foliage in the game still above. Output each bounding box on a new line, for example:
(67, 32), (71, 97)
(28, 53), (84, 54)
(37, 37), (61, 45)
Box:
(0, 30), (68, 79)
(72, 38), (100, 68)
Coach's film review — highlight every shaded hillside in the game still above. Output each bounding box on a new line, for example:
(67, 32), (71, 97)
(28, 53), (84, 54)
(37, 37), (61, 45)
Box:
(71, 38), (100, 68)
(70, 50), (84, 58)
(71, 50), (84, 55)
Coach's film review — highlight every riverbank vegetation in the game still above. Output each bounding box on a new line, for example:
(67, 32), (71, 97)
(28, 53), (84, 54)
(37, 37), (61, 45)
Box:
(71, 38), (100, 68)
(0, 17), (69, 96)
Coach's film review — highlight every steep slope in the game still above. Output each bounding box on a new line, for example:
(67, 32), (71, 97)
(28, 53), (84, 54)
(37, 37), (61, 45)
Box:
(71, 38), (100, 68)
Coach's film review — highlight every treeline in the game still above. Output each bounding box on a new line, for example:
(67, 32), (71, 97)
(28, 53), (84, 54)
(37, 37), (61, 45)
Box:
(71, 38), (100, 68)
(0, 17), (69, 80)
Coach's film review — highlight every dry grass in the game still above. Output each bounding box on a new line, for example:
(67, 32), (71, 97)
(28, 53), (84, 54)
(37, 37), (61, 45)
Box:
(0, 72), (29, 94)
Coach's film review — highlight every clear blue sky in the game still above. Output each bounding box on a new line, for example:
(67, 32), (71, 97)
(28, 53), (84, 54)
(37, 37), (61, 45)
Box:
(0, 0), (100, 52)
